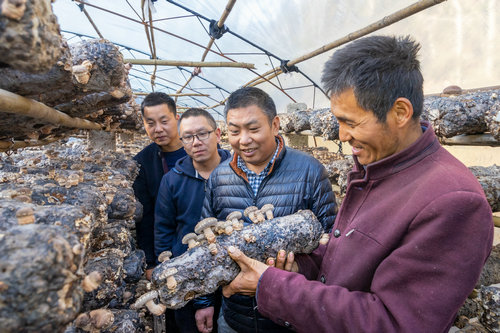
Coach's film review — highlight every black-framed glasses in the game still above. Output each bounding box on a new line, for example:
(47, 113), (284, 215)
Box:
(180, 130), (214, 144)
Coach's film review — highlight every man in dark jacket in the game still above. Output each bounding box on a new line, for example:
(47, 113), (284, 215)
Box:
(201, 87), (337, 333)
(133, 92), (186, 280)
(222, 35), (494, 333)
(155, 108), (230, 333)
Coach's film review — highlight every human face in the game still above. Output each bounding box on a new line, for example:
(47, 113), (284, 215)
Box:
(142, 104), (180, 151)
(179, 116), (221, 165)
(227, 105), (279, 174)
(331, 89), (401, 166)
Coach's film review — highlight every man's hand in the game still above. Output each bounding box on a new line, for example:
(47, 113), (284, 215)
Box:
(145, 268), (154, 281)
(222, 246), (270, 298)
(266, 250), (298, 272)
(195, 306), (214, 333)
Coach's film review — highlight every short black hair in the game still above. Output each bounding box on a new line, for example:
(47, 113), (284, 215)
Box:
(224, 87), (276, 124)
(321, 35), (424, 122)
(140, 92), (177, 116)
(179, 108), (217, 130)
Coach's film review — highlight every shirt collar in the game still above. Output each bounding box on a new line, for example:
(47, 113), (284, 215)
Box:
(237, 137), (280, 176)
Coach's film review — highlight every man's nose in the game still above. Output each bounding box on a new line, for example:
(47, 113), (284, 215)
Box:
(154, 123), (163, 132)
(338, 124), (352, 142)
(239, 131), (252, 145)
(192, 135), (203, 145)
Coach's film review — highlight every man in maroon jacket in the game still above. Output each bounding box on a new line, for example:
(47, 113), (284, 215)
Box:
(222, 35), (494, 333)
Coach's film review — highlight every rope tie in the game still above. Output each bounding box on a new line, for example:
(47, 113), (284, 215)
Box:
(209, 20), (228, 39)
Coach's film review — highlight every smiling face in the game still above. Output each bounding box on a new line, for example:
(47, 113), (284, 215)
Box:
(179, 115), (221, 165)
(226, 104), (280, 174)
(142, 103), (181, 152)
(331, 89), (402, 166)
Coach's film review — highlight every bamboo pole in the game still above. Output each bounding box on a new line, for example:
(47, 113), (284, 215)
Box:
(243, 0), (447, 88)
(124, 59), (255, 68)
(0, 89), (102, 130)
(177, 0), (237, 99)
(439, 134), (499, 147)
(494, 214), (500, 228)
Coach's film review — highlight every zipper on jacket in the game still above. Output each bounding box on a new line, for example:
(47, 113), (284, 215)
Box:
(252, 297), (259, 333)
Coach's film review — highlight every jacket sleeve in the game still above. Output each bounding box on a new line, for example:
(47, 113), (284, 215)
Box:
(132, 158), (157, 269)
(154, 175), (177, 261)
(192, 294), (216, 310)
(311, 164), (337, 232)
(200, 175), (215, 219)
(294, 244), (328, 280)
(256, 192), (493, 333)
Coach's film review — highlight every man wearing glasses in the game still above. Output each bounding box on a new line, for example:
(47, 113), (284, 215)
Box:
(155, 108), (231, 333)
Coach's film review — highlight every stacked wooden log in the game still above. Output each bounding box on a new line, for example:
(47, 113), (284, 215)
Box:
(0, 0), (139, 147)
(0, 140), (149, 332)
(143, 210), (324, 311)
(0, 0), (62, 73)
(279, 89), (500, 144)
(422, 88), (500, 140)
(280, 106), (339, 141)
(454, 244), (500, 332)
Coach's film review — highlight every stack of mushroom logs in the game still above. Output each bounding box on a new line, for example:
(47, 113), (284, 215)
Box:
(0, 142), (149, 332)
(131, 206), (330, 315)
(280, 89), (500, 143)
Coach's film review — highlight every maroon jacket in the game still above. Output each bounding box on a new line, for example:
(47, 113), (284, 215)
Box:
(256, 123), (493, 333)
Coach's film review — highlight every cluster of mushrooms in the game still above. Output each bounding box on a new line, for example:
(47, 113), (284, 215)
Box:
(131, 204), (331, 316)
(181, 203), (277, 256)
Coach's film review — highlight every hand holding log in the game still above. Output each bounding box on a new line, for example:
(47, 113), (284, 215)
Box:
(146, 209), (322, 310)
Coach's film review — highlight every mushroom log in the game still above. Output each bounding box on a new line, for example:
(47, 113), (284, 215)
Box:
(151, 209), (323, 309)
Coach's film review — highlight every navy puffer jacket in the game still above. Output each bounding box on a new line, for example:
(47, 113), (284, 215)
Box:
(201, 136), (337, 333)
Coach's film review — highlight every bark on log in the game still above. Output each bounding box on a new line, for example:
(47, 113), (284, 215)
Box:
(309, 108), (339, 140)
(469, 165), (500, 212)
(0, 0), (62, 73)
(422, 90), (500, 139)
(485, 98), (500, 141)
(0, 224), (83, 333)
(480, 284), (500, 332)
(0, 39), (131, 107)
(82, 248), (126, 311)
(149, 210), (323, 310)
(0, 38), (133, 142)
(66, 309), (146, 333)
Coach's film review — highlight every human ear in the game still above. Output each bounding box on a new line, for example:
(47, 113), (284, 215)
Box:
(391, 98), (413, 127)
(215, 128), (221, 143)
(272, 116), (280, 136)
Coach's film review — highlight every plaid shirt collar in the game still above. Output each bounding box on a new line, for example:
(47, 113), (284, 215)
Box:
(237, 138), (280, 195)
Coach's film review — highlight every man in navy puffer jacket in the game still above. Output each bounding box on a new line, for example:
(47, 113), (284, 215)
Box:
(155, 108), (231, 333)
(201, 87), (337, 333)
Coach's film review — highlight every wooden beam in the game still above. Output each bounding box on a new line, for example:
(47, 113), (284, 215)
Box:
(439, 134), (500, 147)
(493, 214), (500, 228)
(0, 89), (102, 130)
(124, 59), (255, 69)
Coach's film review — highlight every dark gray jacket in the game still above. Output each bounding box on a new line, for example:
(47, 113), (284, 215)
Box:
(201, 136), (337, 333)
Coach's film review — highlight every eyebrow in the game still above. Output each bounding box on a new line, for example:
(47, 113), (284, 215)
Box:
(145, 115), (168, 122)
(227, 119), (259, 128)
(181, 126), (209, 135)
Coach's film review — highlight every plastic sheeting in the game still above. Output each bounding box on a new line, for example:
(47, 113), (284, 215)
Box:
(53, 0), (499, 120)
